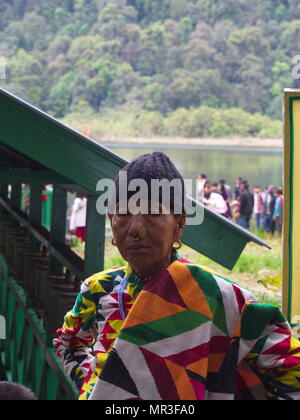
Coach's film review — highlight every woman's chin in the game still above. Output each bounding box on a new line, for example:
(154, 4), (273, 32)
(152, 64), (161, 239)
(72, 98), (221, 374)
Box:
(127, 254), (151, 266)
(126, 255), (154, 274)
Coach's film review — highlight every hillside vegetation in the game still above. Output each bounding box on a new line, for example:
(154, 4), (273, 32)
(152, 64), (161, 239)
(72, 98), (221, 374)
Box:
(0, 0), (298, 138)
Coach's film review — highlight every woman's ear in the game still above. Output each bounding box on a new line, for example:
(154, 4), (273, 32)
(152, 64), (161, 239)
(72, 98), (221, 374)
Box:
(176, 213), (186, 240)
(179, 213), (186, 232)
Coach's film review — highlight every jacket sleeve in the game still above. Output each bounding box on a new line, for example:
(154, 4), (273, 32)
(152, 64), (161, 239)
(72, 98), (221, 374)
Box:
(273, 197), (281, 219)
(241, 303), (300, 400)
(239, 193), (245, 214)
(53, 278), (98, 391)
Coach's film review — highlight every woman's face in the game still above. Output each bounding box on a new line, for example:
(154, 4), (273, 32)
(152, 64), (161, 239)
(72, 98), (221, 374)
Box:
(204, 183), (211, 195)
(108, 201), (186, 278)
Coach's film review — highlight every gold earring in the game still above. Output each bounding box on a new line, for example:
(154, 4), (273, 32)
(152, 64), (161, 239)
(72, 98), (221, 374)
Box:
(173, 240), (182, 250)
(112, 237), (117, 246)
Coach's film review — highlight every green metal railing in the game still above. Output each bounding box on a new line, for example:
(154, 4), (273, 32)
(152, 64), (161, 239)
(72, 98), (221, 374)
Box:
(21, 190), (53, 231)
(0, 254), (78, 400)
(6, 189), (53, 231)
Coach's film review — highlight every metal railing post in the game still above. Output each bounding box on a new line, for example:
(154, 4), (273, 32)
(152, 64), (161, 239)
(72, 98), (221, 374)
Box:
(29, 185), (43, 252)
(84, 195), (106, 279)
(49, 186), (67, 275)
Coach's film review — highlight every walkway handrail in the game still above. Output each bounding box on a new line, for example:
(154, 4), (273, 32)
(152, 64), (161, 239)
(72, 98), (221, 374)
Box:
(0, 254), (78, 400)
(0, 197), (84, 278)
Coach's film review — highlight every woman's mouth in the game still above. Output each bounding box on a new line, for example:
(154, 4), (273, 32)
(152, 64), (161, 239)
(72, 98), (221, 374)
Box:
(127, 244), (150, 253)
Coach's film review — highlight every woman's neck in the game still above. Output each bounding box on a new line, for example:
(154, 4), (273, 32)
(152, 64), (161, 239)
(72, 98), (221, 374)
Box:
(131, 254), (172, 280)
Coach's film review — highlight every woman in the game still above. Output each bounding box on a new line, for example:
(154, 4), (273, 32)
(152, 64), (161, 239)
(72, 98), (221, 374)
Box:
(202, 181), (228, 217)
(54, 152), (300, 400)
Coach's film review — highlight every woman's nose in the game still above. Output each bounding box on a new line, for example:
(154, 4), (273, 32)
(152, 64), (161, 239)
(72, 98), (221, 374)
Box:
(128, 214), (146, 237)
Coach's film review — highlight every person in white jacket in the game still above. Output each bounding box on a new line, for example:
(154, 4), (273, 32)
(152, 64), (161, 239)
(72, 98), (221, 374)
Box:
(69, 194), (87, 242)
(202, 181), (228, 217)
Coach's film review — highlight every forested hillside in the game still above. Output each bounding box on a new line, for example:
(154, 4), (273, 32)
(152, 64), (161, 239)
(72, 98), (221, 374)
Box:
(0, 0), (298, 138)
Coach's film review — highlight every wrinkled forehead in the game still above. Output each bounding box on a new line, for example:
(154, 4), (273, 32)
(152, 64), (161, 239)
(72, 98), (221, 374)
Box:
(110, 176), (186, 214)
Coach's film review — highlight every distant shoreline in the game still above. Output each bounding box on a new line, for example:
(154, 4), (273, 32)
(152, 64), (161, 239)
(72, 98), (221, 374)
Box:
(98, 136), (283, 149)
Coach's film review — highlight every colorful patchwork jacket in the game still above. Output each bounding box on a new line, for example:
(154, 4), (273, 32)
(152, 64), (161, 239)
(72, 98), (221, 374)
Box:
(54, 253), (300, 400)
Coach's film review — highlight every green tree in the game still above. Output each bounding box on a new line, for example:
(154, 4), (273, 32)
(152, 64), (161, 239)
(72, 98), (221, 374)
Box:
(82, 58), (117, 110)
(95, 1), (137, 40)
(128, 0), (171, 23)
(135, 23), (167, 75)
(8, 49), (43, 105)
(235, 55), (269, 114)
(179, 17), (193, 43)
(47, 71), (77, 116)
(167, 69), (221, 109)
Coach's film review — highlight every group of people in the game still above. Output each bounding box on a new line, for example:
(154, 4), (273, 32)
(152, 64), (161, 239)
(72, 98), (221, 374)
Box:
(198, 174), (284, 235)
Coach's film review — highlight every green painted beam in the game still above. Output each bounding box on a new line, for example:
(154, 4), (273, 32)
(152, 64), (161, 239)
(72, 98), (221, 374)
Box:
(0, 184), (8, 198)
(10, 184), (22, 227)
(49, 186), (67, 275)
(84, 195), (106, 278)
(10, 184), (22, 209)
(0, 161), (32, 169)
(0, 170), (71, 184)
(0, 88), (270, 270)
(0, 184), (8, 215)
(29, 185), (43, 252)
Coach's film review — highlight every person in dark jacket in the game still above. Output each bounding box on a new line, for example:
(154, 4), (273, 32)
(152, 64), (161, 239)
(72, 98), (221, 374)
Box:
(234, 177), (244, 200)
(269, 190), (278, 236)
(237, 181), (254, 230)
(263, 186), (277, 236)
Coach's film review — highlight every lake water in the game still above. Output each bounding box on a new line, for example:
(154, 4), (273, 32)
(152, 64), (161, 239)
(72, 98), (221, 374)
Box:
(108, 143), (283, 193)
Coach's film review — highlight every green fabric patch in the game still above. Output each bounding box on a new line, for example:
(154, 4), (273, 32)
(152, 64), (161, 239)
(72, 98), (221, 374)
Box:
(71, 293), (86, 315)
(70, 293), (95, 331)
(241, 302), (287, 341)
(127, 272), (144, 299)
(246, 335), (269, 359)
(187, 264), (228, 335)
(120, 310), (211, 346)
(120, 324), (169, 346)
